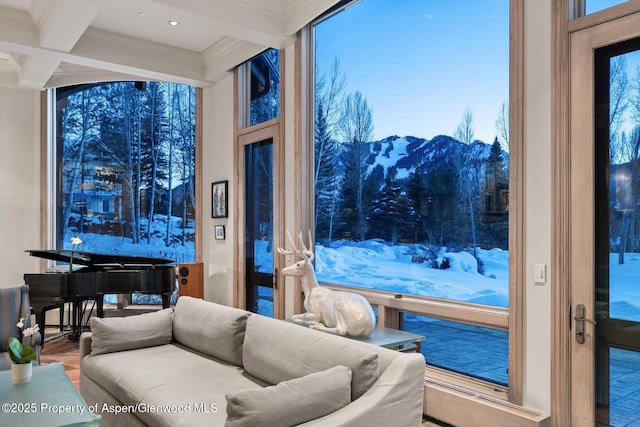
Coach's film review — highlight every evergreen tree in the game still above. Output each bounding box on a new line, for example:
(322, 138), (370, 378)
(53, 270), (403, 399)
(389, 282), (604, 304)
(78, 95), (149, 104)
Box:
(406, 170), (428, 243)
(424, 160), (459, 247)
(369, 167), (415, 244)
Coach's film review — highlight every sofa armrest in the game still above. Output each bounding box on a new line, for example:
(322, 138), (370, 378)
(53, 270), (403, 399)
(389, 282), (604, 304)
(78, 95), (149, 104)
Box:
(79, 332), (93, 359)
(298, 353), (425, 427)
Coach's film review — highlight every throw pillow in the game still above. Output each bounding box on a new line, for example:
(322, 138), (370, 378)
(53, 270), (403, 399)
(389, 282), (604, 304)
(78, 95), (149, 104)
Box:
(173, 296), (250, 366)
(243, 315), (379, 400)
(225, 365), (352, 427)
(90, 308), (173, 355)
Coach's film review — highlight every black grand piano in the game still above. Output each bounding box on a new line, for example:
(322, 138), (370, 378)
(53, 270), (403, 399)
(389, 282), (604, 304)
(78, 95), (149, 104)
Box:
(24, 250), (176, 343)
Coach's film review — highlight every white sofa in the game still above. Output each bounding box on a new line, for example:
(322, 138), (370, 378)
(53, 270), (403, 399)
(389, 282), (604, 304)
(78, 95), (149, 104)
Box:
(79, 296), (425, 427)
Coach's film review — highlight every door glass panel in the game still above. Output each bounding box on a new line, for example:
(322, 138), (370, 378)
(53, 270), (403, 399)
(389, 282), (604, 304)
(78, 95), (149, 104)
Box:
(594, 39), (640, 427)
(244, 139), (274, 316)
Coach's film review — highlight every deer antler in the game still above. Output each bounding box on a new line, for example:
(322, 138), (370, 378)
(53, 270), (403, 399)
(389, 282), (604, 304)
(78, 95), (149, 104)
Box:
(277, 230), (310, 262)
(298, 230), (314, 263)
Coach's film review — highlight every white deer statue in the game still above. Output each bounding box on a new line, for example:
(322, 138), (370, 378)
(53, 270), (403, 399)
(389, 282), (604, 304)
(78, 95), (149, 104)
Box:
(278, 230), (376, 337)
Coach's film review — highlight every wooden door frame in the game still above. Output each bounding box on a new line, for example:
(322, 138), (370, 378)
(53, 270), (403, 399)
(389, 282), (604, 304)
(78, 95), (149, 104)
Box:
(233, 120), (285, 319)
(552, 3), (640, 426)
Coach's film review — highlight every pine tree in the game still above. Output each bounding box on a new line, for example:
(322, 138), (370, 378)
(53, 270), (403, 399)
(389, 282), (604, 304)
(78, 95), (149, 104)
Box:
(369, 167), (415, 244)
(406, 170), (428, 243)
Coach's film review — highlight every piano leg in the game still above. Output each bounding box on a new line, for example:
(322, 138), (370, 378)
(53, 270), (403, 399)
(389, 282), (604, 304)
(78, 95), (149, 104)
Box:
(34, 305), (46, 346)
(162, 293), (170, 309)
(70, 299), (82, 340)
(31, 302), (63, 347)
(96, 295), (104, 317)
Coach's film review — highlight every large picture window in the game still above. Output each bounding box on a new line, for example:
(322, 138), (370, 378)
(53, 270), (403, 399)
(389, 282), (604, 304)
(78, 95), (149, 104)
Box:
(312, 0), (513, 386)
(51, 82), (198, 303)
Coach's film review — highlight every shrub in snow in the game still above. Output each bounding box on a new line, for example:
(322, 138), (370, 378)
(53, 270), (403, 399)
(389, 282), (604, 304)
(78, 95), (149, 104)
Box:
(436, 251), (478, 273)
(411, 244), (439, 264)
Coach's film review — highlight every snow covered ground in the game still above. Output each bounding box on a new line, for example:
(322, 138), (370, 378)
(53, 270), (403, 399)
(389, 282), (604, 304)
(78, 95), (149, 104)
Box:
(57, 227), (640, 321)
(310, 239), (639, 321)
(62, 214), (195, 264)
(316, 239), (510, 308)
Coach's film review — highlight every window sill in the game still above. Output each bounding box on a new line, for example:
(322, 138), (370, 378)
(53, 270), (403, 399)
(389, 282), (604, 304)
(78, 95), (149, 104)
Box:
(424, 366), (549, 427)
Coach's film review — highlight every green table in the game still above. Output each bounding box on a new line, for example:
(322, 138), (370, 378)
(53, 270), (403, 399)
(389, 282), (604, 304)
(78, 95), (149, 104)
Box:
(0, 363), (101, 426)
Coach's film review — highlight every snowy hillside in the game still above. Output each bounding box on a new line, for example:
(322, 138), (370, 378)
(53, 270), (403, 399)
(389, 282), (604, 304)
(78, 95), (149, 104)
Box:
(364, 134), (509, 181)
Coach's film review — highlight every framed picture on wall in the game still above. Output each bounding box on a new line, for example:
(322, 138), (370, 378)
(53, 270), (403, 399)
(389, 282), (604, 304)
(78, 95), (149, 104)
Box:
(214, 225), (225, 240)
(211, 180), (228, 218)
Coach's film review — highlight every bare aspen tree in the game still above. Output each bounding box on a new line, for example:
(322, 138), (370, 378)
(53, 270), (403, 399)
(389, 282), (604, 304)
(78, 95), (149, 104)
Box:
(454, 108), (479, 258)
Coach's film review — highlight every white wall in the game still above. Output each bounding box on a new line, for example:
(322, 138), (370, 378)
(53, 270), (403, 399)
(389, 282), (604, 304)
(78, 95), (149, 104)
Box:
(0, 79), (42, 287)
(201, 73), (236, 306)
(523, 0), (552, 413)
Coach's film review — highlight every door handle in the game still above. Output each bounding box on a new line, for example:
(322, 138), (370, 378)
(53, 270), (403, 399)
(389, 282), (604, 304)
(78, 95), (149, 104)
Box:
(273, 268), (278, 290)
(574, 304), (597, 344)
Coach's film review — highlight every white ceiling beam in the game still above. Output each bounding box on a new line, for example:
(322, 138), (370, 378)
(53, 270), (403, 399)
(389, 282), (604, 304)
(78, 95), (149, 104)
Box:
(47, 68), (160, 89)
(0, 6), (41, 49)
(38, 0), (101, 52)
(71, 29), (210, 86)
(152, 0), (293, 48)
(282, 0), (341, 35)
(203, 38), (264, 83)
(0, 4), (211, 87)
(17, 55), (60, 89)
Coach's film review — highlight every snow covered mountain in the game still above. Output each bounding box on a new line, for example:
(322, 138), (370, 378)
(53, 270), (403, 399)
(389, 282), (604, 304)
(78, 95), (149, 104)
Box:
(363, 134), (508, 182)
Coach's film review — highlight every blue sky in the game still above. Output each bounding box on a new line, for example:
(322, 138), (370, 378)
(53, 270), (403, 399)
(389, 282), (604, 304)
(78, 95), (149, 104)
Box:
(315, 0), (509, 145)
(587, 0), (632, 14)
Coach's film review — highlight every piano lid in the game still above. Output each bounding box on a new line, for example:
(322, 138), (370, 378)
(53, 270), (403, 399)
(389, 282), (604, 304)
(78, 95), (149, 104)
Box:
(26, 249), (175, 267)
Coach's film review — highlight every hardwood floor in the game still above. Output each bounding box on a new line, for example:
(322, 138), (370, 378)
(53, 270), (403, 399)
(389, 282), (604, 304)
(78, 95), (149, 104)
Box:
(39, 330), (81, 388)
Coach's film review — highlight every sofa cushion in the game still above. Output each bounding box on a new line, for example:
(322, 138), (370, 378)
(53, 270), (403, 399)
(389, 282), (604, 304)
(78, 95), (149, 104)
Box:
(224, 365), (352, 427)
(81, 343), (268, 427)
(173, 297), (250, 366)
(243, 315), (379, 400)
(89, 308), (173, 355)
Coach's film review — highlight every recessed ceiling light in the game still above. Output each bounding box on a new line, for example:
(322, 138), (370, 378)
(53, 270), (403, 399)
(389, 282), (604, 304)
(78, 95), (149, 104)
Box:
(168, 20), (180, 26)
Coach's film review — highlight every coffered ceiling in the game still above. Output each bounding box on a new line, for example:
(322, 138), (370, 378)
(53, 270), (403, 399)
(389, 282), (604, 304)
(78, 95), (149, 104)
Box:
(0, 0), (339, 89)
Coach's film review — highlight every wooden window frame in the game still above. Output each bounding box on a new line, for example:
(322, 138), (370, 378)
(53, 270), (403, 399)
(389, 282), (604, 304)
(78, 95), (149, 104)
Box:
(298, 0), (524, 407)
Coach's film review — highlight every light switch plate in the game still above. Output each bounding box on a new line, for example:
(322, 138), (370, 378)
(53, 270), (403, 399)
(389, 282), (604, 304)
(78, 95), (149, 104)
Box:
(534, 264), (546, 284)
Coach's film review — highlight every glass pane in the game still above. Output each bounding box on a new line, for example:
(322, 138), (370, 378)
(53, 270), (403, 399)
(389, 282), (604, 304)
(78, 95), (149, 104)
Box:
(249, 49), (280, 126)
(594, 40), (640, 426)
(403, 313), (508, 385)
(313, 0), (509, 309)
(245, 140), (274, 317)
(56, 82), (196, 305)
(585, 0), (630, 15)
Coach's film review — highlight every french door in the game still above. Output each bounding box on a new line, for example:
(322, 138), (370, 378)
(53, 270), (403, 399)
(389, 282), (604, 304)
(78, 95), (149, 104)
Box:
(570, 11), (640, 426)
(236, 123), (284, 318)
